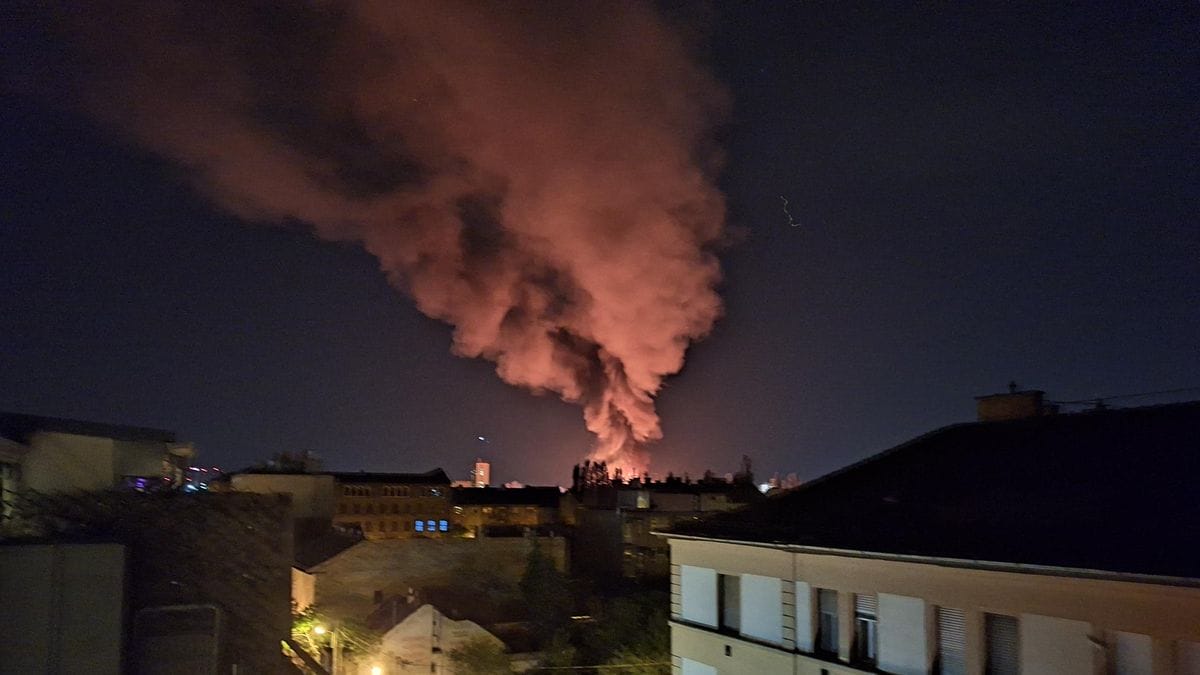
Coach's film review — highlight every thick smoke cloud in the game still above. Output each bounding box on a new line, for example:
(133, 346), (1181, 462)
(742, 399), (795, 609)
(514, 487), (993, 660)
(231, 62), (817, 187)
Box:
(52, 1), (728, 470)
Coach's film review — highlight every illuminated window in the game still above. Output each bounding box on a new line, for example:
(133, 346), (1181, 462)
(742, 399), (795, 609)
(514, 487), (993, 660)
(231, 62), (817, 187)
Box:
(426, 520), (436, 532)
(439, 520), (448, 532)
(415, 520), (424, 532)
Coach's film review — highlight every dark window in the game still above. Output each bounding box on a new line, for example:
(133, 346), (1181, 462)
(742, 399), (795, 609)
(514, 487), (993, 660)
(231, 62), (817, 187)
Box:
(854, 594), (878, 666)
(718, 574), (740, 632)
(392, 503), (400, 514)
(817, 589), (838, 654)
(353, 503), (361, 515)
(985, 613), (1019, 675)
(374, 590), (383, 603)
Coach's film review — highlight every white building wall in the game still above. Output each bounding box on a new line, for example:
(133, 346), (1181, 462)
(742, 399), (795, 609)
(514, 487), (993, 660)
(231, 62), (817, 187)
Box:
(878, 593), (927, 675)
(1020, 614), (1093, 675)
(740, 574), (782, 645)
(680, 657), (718, 675)
(680, 565), (717, 627)
(794, 580), (813, 652)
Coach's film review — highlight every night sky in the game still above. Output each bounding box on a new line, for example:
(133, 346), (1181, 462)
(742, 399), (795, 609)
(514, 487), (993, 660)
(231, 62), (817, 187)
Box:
(2, 2), (1197, 485)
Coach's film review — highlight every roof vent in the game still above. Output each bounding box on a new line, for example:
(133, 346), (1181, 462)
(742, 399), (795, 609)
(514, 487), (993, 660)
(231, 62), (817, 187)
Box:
(975, 383), (1056, 422)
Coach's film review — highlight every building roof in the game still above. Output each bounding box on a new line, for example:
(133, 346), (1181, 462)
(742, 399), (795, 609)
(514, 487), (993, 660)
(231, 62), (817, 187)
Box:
(451, 486), (563, 507)
(231, 467), (451, 485)
(0, 411), (176, 444)
(666, 402), (1200, 581)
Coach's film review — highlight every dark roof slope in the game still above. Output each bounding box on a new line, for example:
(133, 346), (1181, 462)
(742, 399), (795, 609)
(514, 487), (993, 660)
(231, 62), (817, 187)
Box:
(668, 402), (1200, 580)
(451, 486), (563, 507)
(0, 412), (176, 444)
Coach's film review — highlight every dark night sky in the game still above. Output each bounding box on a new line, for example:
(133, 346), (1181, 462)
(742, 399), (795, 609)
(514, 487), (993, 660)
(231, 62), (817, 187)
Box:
(2, 3), (1198, 485)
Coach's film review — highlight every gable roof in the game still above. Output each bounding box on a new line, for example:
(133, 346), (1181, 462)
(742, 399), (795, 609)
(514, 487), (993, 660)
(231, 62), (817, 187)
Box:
(0, 411), (176, 444)
(667, 402), (1200, 580)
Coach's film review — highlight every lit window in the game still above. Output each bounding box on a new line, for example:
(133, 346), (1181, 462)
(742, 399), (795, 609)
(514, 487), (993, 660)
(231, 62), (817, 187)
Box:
(439, 520), (448, 532)
(426, 520), (436, 532)
(415, 520), (424, 532)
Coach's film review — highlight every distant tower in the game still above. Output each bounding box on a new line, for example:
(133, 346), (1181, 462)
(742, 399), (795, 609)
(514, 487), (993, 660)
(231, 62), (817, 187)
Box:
(471, 458), (491, 488)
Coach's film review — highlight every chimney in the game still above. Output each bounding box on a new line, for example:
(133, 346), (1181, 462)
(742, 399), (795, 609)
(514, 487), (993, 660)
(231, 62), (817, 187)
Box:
(975, 382), (1056, 422)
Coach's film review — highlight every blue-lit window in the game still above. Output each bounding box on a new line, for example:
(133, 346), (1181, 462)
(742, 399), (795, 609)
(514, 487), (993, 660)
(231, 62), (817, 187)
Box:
(415, 520), (424, 532)
(439, 520), (448, 532)
(426, 520), (436, 532)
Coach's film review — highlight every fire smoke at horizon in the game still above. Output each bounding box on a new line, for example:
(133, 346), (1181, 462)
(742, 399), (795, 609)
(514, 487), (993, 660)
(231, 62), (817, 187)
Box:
(31, 1), (729, 469)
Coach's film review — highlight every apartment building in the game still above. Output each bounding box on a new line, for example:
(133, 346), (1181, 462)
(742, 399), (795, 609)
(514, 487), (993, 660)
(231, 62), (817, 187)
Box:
(231, 467), (452, 539)
(661, 395), (1200, 675)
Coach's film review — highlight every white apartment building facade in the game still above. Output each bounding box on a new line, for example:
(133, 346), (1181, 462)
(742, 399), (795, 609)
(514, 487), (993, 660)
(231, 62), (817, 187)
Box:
(661, 395), (1200, 675)
(668, 536), (1200, 675)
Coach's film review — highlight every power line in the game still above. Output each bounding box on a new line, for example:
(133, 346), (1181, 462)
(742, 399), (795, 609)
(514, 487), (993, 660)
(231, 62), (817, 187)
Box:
(1050, 385), (1200, 406)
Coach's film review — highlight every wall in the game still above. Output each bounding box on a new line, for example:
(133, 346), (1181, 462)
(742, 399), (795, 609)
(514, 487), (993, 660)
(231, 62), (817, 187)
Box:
(312, 536), (568, 620)
(377, 604), (505, 674)
(293, 567), (316, 613)
(232, 473), (337, 519)
(0, 542), (126, 674)
(22, 431), (115, 492)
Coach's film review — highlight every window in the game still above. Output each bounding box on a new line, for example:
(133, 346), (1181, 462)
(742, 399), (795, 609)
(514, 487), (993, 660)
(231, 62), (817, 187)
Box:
(415, 520), (424, 532)
(817, 589), (838, 655)
(718, 574), (740, 632)
(985, 613), (1019, 675)
(853, 594), (878, 666)
(937, 606), (967, 675)
(426, 519), (436, 532)
(438, 519), (449, 532)
(337, 504), (346, 514)
(353, 503), (362, 515)
(391, 503), (400, 514)
(366, 503), (375, 514)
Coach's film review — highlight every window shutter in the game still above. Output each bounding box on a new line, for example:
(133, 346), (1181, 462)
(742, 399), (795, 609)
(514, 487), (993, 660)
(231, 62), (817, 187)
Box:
(855, 594), (877, 616)
(937, 607), (967, 675)
(985, 614), (1019, 675)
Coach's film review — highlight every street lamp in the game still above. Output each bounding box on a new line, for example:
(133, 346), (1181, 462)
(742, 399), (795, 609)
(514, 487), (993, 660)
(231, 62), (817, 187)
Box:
(313, 625), (327, 635)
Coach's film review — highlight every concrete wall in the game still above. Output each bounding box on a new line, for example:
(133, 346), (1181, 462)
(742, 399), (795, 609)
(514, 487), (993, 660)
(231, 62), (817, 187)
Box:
(0, 542), (126, 674)
(312, 536), (568, 620)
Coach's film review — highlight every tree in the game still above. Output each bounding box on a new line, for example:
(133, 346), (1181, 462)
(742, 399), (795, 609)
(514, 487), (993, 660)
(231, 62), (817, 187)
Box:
(519, 538), (572, 644)
(449, 637), (512, 675)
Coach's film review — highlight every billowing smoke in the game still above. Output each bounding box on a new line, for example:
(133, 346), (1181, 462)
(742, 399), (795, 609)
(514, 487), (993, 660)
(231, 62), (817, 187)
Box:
(47, 1), (728, 470)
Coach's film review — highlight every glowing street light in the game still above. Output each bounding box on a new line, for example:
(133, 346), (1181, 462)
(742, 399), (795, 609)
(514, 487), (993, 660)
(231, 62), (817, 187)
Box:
(313, 625), (327, 635)
(371, 667), (383, 675)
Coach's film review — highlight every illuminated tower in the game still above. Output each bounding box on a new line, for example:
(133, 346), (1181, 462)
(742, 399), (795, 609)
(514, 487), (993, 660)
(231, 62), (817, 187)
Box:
(471, 458), (491, 488)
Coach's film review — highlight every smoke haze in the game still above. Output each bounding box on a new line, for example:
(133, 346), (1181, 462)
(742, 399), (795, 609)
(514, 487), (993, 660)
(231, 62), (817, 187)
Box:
(37, 1), (728, 469)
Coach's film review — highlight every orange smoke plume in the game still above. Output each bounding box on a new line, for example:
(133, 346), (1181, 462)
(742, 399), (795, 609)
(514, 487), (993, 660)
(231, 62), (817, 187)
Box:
(47, 1), (728, 468)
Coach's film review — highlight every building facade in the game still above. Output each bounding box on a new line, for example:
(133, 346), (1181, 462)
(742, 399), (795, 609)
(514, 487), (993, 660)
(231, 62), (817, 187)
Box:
(662, 396), (1200, 675)
(331, 470), (452, 539)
